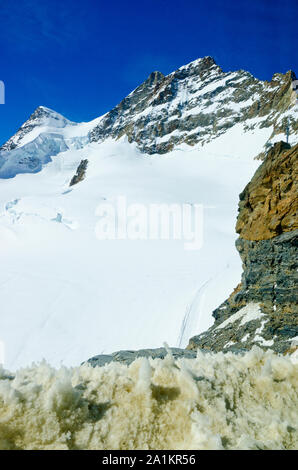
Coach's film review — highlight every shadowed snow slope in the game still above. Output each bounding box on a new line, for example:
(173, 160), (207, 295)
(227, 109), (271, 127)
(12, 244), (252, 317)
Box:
(0, 347), (297, 450)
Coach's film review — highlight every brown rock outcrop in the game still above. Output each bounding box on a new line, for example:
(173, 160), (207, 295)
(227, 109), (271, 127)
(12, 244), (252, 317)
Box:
(188, 142), (298, 354)
(236, 142), (298, 240)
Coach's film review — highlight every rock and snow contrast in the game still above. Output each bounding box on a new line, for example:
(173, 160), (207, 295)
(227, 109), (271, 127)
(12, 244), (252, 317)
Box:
(188, 142), (298, 354)
(89, 57), (298, 154)
(0, 106), (101, 179)
(0, 56), (297, 374)
(0, 56), (297, 178)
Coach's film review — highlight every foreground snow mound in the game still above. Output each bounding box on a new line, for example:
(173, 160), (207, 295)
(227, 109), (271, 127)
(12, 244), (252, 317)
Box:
(0, 347), (297, 450)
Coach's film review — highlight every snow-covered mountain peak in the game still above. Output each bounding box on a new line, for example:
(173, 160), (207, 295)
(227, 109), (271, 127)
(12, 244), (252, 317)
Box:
(29, 105), (72, 126)
(89, 58), (297, 154)
(0, 106), (95, 178)
(1, 57), (297, 178)
(0, 105), (74, 153)
(175, 55), (220, 75)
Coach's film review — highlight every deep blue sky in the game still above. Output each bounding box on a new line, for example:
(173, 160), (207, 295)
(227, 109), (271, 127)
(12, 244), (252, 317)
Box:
(0, 0), (297, 146)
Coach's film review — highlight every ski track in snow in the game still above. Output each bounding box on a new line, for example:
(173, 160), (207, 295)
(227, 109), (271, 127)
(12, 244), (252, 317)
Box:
(177, 278), (212, 348)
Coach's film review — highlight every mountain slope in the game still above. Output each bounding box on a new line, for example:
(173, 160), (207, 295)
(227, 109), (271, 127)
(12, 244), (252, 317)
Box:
(0, 56), (297, 370)
(0, 135), (262, 369)
(0, 107), (101, 178)
(0, 106), (74, 152)
(90, 56), (298, 154)
(0, 56), (297, 178)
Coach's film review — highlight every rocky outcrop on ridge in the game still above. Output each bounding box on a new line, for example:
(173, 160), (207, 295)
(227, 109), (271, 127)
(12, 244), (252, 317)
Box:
(90, 58), (298, 154)
(188, 142), (298, 354)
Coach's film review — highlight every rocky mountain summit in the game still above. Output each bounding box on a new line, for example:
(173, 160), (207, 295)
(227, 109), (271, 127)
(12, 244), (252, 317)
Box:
(0, 57), (297, 178)
(188, 142), (298, 354)
(90, 57), (298, 154)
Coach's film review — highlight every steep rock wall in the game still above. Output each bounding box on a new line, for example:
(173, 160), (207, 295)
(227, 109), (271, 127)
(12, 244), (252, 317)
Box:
(188, 142), (298, 353)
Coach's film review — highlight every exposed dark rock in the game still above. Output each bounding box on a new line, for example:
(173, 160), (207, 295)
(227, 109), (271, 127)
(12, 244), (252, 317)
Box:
(188, 143), (298, 354)
(85, 347), (198, 367)
(69, 159), (88, 186)
(89, 58), (297, 155)
(1, 59), (297, 163)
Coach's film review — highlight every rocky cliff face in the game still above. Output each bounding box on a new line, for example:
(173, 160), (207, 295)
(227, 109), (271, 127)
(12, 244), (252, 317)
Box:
(188, 142), (298, 354)
(90, 57), (298, 154)
(236, 141), (298, 239)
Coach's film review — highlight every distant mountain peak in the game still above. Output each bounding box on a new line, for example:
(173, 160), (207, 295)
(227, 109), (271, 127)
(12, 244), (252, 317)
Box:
(1, 57), (297, 174)
(35, 105), (56, 113)
(145, 70), (165, 86)
(29, 105), (71, 124)
(179, 55), (217, 69)
(0, 106), (72, 152)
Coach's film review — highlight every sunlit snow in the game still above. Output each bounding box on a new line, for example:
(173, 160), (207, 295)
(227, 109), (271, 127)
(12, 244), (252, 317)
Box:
(0, 116), (269, 370)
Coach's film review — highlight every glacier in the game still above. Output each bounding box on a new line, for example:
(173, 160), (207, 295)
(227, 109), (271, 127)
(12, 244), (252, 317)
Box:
(0, 132), (267, 370)
(0, 56), (297, 371)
